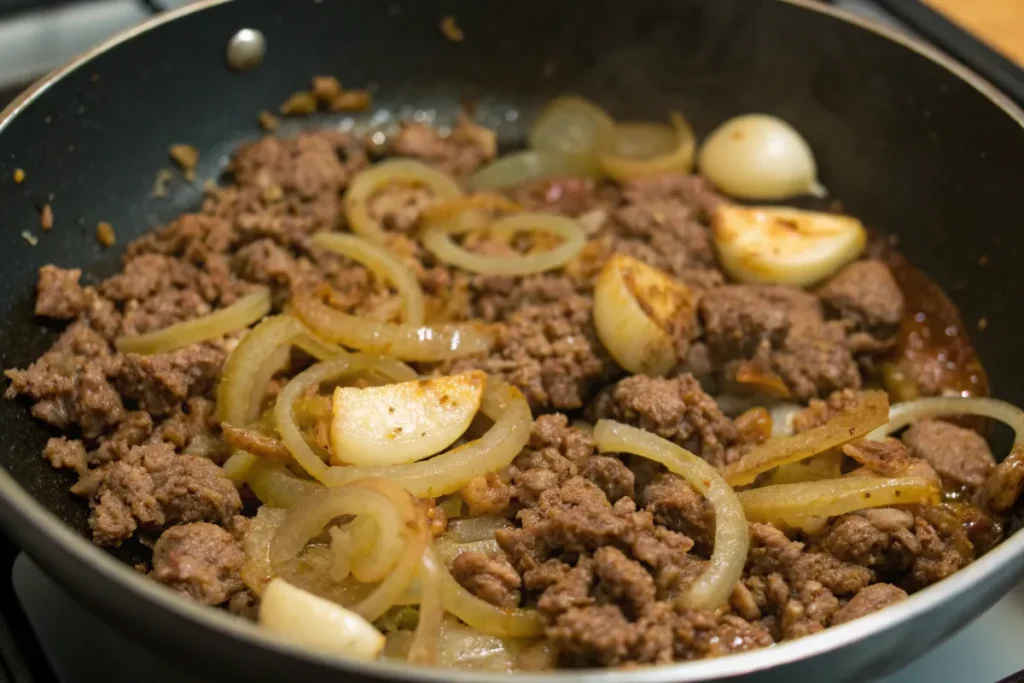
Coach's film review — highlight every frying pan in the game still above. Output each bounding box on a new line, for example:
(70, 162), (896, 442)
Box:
(0, 0), (1022, 681)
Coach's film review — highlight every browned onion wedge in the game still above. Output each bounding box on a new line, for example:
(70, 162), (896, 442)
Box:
(292, 293), (495, 362)
(738, 476), (939, 524)
(723, 390), (889, 486)
(344, 159), (463, 243)
(593, 419), (747, 611)
(115, 287), (271, 355)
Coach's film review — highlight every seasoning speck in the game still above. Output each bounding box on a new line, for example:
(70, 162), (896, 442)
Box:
(40, 204), (53, 231)
(279, 91), (318, 116)
(151, 168), (174, 198)
(979, 254), (990, 266)
(329, 90), (371, 112)
(21, 231), (37, 246)
(440, 15), (465, 42)
(168, 144), (199, 182)
(978, 317), (989, 331)
(96, 221), (116, 247)
(13, 168), (25, 184)
(257, 110), (280, 132)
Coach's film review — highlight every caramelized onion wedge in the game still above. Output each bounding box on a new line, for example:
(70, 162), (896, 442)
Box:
(724, 390), (889, 486)
(593, 254), (693, 376)
(319, 379), (532, 497)
(469, 149), (596, 191)
(330, 371), (487, 466)
(598, 112), (696, 182)
(713, 205), (866, 287)
(344, 159), (463, 243)
(422, 213), (585, 276)
(439, 556), (545, 637)
(594, 420), (747, 611)
(529, 95), (615, 161)
(116, 287), (271, 355)
(868, 396), (1024, 445)
(738, 477), (939, 524)
(312, 232), (425, 325)
(292, 294), (495, 362)
(259, 578), (385, 661)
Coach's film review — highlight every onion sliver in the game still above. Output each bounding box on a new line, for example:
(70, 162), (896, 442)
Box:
(312, 232), (425, 325)
(469, 149), (595, 191)
(597, 112), (696, 183)
(115, 287), (271, 355)
(435, 538), (502, 565)
(422, 212), (585, 276)
(723, 390), (889, 486)
(593, 254), (693, 376)
(868, 396), (1024, 445)
(241, 506), (288, 595)
(446, 517), (513, 543)
(408, 547), (444, 665)
(439, 557), (544, 637)
(312, 379), (531, 497)
(292, 293), (495, 362)
(344, 159), (463, 243)
(248, 460), (323, 509)
(593, 419), (748, 611)
(738, 477), (939, 524)
(528, 95), (614, 160)
(218, 315), (305, 426)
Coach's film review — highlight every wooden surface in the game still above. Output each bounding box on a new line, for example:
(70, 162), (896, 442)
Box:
(923, 0), (1024, 65)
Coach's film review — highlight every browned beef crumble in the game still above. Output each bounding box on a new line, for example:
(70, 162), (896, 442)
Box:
(5, 121), (1004, 670)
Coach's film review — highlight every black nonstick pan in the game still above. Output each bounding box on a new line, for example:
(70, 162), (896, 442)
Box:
(0, 1), (1022, 681)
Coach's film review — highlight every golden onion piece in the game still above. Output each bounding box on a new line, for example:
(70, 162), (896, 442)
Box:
(422, 212), (586, 276)
(738, 477), (939, 525)
(312, 232), (425, 325)
(259, 578), (385, 661)
(593, 254), (694, 376)
(528, 95), (615, 161)
(593, 419), (748, 611)
(713, 205), (866, 287)
(597, 112), (696, 182)
(724, 390), (889, 486)
(115, 286), (271, 355)
(330, 371), (487, 467)
(698, 113), (825, 200)
(344, 158), (463, 243)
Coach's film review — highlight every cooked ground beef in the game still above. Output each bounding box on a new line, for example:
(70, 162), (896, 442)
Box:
(5, 117), (1007, 671)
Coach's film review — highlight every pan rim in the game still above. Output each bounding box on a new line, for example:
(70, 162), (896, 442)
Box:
(0, 0), (1022, 681)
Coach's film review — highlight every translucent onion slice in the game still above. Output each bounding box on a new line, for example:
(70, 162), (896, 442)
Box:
(713, 205), (867, 287)
(291, 293), (495, 362)
(312, 232), (425, 326)
(469, 149), (596, 191)
(438, 557), (545, 638)
(259, 578), (385, 661)
(528, 95), (615, 160)
(115, 287), (271, 355)
(867, 395), (1024, 445)
(344, 159), (463, 243)
(241, 506), (288, 595)
(247, 460), (323, 508)
(434, 538), (502, 565)
(445, 517), (513, 543)
(738, 477), (939, 524)
(320, 380), (531, 497)
(771, 451), (843, 485)
(422, 212), (585, 276)
(597, 112), (696, 182)
(723, 390), (889, 486)
(593, 254), (693, 376)
(407, 547), (444, 665)
(330, 371), (486, 466)
(593, 419), (748, 611)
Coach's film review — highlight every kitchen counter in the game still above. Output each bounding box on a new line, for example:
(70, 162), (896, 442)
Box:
(924, 0), (1024, 66)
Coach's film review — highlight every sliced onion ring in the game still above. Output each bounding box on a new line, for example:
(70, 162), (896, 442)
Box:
(723, 390), (889, 486)
(116, 287), (271, 355)
(594, 419), (748, 611)
(469, 149), (596, 191)
(247, 460), (323, 509)
(438, 556), (544, 638)
(291, 293), (495, 362)
(408, 546), (444, 665)
(738, 476), (939, 524)
(868, 396), (1024, 445)
(422, 212), (585, 276)
(344, 159), (463, 243)
(312, 232), (425, 325)
(597, 112), (696, 182)
(529, 95), (615, 159)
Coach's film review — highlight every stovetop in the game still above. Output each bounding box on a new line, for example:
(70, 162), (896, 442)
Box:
(0, 2), (1022, 683)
